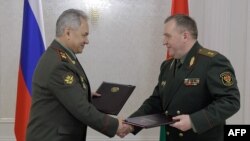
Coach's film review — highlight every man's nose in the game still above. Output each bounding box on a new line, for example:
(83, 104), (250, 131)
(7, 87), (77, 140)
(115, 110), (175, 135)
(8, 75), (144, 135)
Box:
(163, 38), (168, 46)
(85, 38), (89, 44)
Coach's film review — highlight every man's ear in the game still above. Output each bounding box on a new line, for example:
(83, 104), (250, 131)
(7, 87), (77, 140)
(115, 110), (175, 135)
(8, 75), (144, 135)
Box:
(183, 31), (188, 40)
(64, 27), (71, 39)
(183, 31), (190, 42)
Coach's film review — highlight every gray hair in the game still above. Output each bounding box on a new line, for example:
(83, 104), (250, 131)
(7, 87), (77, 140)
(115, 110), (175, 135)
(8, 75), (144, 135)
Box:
(56, 9), (88, 37)
(164, 14), (198, 39)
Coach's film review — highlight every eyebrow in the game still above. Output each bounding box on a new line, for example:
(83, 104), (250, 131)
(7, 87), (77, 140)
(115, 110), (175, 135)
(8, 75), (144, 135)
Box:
(164, 33), (170, 36)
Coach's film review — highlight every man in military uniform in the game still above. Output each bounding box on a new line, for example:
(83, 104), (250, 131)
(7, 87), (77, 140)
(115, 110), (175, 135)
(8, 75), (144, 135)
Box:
(26, 9), (126, 141)
(121, 15), (240, 141)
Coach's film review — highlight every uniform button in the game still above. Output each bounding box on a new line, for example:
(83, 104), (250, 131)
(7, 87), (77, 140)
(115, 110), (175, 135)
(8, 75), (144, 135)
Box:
(176, 110), (181, 114)
(179, 133), (183, 137)
(166, 131), (170, 135)
(165, 111), (168, 114)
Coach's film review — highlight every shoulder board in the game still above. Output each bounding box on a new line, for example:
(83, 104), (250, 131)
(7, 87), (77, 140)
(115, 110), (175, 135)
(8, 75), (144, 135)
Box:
(198, 48), (218, 57)
(51, 47), (70, 62)
(58, 50), (69, 62)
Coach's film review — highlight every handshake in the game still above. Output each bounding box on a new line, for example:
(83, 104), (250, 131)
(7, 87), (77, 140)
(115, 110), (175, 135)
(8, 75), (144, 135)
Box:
(116, 118), (135, 138)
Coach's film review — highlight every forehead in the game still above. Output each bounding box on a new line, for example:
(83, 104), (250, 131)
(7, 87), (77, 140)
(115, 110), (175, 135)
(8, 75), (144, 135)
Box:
(79, 18), (89, 31)
(164, 20), (177, 32)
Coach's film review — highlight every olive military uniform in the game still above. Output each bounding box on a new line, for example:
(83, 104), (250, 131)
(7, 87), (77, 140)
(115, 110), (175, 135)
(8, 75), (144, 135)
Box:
(26, 40), (118, 141)
(130, 42), (240, 141)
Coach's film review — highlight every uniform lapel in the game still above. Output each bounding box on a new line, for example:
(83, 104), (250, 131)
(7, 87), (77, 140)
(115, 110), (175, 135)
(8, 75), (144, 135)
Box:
(160, 59), (176, 109)
(163, 42), (200, 110)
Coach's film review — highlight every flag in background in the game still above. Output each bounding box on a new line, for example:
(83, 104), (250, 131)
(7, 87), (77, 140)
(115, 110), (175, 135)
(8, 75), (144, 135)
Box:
(14, 0), (45, 141)
(160, 0), (189, 140)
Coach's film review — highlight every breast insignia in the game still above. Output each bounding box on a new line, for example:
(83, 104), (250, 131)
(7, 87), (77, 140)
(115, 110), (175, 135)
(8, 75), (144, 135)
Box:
(63, 73), (74, 85)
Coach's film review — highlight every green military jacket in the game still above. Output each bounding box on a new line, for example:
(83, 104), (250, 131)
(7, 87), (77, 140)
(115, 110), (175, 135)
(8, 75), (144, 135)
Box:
(130, 42), (240, 141)
(26, 40), (118, 141)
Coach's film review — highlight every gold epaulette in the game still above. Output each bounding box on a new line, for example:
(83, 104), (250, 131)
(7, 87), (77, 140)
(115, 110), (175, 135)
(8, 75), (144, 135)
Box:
(58, 50), (69, 62)
(51, 47), (71, 63)
(198, 48), (218, 57)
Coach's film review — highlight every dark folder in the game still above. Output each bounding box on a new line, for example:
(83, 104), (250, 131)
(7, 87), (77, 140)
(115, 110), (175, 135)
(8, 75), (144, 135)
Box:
(92, 81), (135, 115)
(124, 114), (178, 129)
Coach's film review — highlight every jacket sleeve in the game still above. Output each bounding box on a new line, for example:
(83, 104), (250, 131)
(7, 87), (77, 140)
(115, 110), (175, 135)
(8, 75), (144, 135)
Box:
(190, 54), (240, 134)
(47, 62), (118, 137)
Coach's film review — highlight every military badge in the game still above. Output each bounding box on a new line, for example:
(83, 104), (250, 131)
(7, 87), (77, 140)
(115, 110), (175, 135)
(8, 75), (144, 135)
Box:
(64, 73), (74, 85)
(184, 78), (200, 86)
(161, 81), (166, 87)
(220, 72), (233, 86)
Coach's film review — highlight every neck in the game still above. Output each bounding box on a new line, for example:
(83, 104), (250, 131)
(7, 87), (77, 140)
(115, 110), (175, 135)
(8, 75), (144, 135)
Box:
(183, 39), (196, 55)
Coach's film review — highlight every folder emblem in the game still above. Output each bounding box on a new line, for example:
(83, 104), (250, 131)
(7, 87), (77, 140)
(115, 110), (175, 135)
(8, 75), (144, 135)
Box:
(111, 87), (120, 93)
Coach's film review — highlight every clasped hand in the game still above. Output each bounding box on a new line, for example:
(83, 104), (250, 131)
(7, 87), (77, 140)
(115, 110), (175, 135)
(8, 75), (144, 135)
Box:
(116, 118), (134, 138)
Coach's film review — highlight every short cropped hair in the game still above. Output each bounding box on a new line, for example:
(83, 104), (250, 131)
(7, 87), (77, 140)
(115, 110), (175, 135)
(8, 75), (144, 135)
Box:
(56, 9), (88, 37)
(164, 14), (198, 39)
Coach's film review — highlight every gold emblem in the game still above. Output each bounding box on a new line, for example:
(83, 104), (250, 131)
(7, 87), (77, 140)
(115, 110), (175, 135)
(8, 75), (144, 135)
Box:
(111, 87), (119, 93)
(161, 81), (166, 87)
(64, 74), (74, 85)
(60, 52), (67, 59)
(208, 52), (214, 56)
(189, 57), (195, 68)
(184, 78), (200, 86)
(220, 72), (233, 86)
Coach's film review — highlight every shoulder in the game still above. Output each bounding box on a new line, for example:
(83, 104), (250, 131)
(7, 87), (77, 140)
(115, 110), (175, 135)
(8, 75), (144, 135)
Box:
(198, 47), (218, 58)
(198, 47), (232, 67)
(49, 47), (74, 64)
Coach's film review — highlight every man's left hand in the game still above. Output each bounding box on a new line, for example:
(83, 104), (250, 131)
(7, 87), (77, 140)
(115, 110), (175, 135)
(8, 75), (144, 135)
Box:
(170, 114), (192, 132)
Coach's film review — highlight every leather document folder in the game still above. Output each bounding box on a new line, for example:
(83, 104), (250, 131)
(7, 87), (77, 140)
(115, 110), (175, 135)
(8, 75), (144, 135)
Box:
(124, 114), (178, 128)
(92, 81), (135, 115)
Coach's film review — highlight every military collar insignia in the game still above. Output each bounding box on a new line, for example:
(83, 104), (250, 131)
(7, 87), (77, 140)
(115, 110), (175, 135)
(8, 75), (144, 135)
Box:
(189, 56), (195, 68)
(184, 78), (200, 86)
(220, 72), (233, 86)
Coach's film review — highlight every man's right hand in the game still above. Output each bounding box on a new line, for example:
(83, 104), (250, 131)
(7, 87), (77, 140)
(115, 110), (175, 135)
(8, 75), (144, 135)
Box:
(116, 118), (134, 138)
